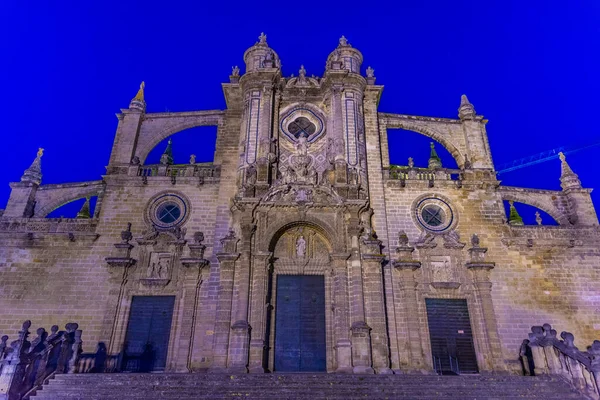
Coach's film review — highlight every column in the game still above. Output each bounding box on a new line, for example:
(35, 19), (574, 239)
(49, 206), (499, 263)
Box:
(348, 225), (373, 374)
(210, 231), (240, 372)
(227, 223), (255, 373)
(361, 236), (392, 374)
(331, 253), (352, 373)
(466, 263), (504, 371)
(178, 235), (209, 372)
(247, 251), (272, 373)
(393, 261), (426, 371)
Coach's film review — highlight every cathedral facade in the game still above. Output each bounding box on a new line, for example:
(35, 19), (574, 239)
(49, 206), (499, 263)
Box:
(0, 34), (599, 375)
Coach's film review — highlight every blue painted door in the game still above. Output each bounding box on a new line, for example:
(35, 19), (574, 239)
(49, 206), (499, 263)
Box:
(274, 275), (326, 372)
(123, 296), (175, 372)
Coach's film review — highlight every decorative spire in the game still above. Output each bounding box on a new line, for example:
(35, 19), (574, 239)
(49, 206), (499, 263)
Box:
(129, 81), (146, 111)
(160, 138), (174, 165)
(428, 142), (442, 169)
(21, 148), (44, 185)
(558, 152), (581, 190)
(508, 201), (524, 225)
(76, 197), (91, 219)
(458, 94), (476, 120)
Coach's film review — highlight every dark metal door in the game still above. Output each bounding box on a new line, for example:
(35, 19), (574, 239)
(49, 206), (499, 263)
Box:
(123, 296), (175, 372)
(274, 275), (326, 372)
(426, 298), (478, 374)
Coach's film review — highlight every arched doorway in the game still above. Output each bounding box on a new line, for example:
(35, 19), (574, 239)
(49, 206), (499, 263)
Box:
(266, 224), (334, 372)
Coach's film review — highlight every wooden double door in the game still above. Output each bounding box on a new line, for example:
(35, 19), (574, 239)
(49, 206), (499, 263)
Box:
(274, 275), (326, 372)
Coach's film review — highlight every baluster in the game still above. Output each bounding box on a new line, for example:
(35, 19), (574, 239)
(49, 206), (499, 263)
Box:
(0, 336), (8, 362)
(67, 327), (82, 374)
(0, 320), (31, 400)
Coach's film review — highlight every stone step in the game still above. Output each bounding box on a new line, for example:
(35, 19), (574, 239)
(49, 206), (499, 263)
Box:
(29, 373), (585, 400)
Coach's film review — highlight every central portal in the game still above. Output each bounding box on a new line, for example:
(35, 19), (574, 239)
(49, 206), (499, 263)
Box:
(274, 275), (326, 372)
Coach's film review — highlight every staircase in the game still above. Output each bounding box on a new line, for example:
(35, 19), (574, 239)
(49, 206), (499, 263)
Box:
(30, 373), (585, 399)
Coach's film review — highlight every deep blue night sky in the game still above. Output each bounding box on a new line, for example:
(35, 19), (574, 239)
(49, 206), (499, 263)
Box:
(2, 2), (599, 223)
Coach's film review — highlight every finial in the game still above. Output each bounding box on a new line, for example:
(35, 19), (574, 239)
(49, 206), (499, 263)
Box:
(339, 35), (349, 47)
(508, 201), (524, 225)
(258, 32), (267, 44)
(471, 234), (480, 247)
(558, 152), (581, 190)
(428, 142), (442, 169)
(129, 81), (146, 111)
(366, 66), (375, 78)
(21, 147), (44, 185)
(160, 138), (174, 165)
(76, 197), (91, 219)
(189, 154), (196, 164)
(230, 66), (240, 83)
(458, 94), (476, 120)
(535, 211), (542, 225)
(366, 66), (376, 84)
(408, 157), (414, 168)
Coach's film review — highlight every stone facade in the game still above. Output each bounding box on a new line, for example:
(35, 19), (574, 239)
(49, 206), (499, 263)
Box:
(0, 34), (598, 375)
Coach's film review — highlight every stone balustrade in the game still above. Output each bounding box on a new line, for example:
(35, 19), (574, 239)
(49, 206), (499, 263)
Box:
(134, 163), (221, 183)
(386, 166), (463, 188)
(0, 218), (98, 236)
(0, 321), (82, 400)
(521, 323), (600, 399)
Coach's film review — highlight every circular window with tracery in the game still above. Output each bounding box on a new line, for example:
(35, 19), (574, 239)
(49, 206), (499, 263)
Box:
(415, 196), (455, 232)
(280, 106), (325, 144)
(288, 117), (316, 138)
(146, 193), (189, 229)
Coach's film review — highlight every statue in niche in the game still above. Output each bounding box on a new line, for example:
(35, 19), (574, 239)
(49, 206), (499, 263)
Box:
(246, 165), (257, 185)
(296, 132), (310, 156)
(296, 236), (307, 258)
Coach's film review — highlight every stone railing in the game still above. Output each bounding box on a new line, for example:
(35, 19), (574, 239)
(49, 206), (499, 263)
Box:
(136, 163), (220, 181)
(0, 321), (82, 400)
(0, 218), (98, 237)
(387, 166), (462, 185)
(522, 324), (600, 399)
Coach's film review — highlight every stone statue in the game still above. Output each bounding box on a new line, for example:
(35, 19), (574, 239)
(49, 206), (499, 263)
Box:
(398, 230), (409, 247)
(231, 66), (240, 77)
(296, 235), (307, 258)
(366, 66), (375, 78)
(535, 211), (542, 225)
(258, 32), (267, 44)
(265, 50), (273, 61)
(296, 133), (310, 156)
(193, 231), (205, 244)
(408, 157), (414, 168)
(471, 233), (480, 247)
(339, 35), (348, 46)
(299, 65), (306, 78)
(189, 154), (196, 164)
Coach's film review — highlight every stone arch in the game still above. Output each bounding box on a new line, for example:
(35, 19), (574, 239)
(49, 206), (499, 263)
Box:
(135, 111), (224, 164)
(380, 113), (467, 168)
(498, 190), (570, 225)
(34, 181), (105, 217)
(264, 217), (340, 254)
